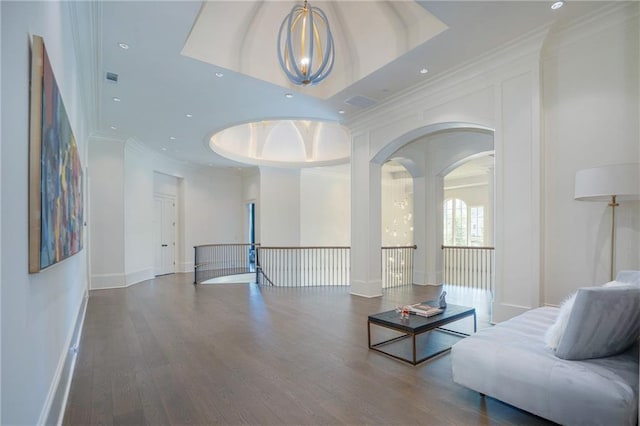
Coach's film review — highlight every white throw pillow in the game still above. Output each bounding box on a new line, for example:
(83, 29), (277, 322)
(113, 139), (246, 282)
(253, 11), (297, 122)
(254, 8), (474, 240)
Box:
(544, 292), (576, 350)
(554, 285), (640, 359)
(603, 280), (630, 288)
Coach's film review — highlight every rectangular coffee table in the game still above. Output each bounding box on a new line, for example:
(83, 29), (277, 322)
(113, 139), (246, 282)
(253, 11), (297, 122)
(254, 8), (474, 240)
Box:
(368, 303), (476, 365)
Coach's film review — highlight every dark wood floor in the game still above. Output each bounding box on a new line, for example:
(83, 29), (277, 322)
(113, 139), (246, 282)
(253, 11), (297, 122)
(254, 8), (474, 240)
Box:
(63, 274), (552, 425)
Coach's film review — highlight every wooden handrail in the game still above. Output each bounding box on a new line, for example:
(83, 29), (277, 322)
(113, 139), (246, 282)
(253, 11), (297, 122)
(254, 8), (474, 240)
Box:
(382, 245), (417, 250)
(441, 245), (494, 250)
(258, 246), (350, 250)
(194, 243), (260, 249)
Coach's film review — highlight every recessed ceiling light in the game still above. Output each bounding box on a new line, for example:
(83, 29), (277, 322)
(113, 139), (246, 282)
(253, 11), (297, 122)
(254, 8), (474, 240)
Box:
(118, 42), (129, 50)
(169, 136), (176, 140)
(420, 68), (429, 74)
(215, 72), (224, 78)
(161, 147), (167, 151)
(551, 1), (564, 9)
(185, 113), (193, 118)
(338, 110), (345, 114)
(110, 125), (117, 130)
(285, 93), (294, 98)
(112, 97), (121, 102)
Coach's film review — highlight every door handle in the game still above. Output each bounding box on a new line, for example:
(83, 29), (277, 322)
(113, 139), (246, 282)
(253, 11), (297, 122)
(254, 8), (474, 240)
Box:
(161, 244), (168, 247)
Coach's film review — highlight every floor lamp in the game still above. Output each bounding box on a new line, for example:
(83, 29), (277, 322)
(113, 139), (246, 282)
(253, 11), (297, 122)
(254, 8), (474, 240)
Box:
(574, 163), (640, 281)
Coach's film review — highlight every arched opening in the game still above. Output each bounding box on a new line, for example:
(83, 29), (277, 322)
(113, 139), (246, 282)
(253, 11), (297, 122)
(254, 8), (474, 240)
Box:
(443, 154), (494, 247)
(381, 160), (414, 247)
(381, 160), (416, 288)
(441, 154), (495, 324)
(369, 122), (495, 322)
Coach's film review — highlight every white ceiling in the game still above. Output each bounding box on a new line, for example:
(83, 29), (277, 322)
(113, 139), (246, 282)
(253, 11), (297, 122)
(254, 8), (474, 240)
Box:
(98, 1), (610, 168)
(182, 1), (448, 99)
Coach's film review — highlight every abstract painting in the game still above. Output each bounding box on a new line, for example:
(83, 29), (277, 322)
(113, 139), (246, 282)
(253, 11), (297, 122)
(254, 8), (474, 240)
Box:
(29, 35), (83, 272)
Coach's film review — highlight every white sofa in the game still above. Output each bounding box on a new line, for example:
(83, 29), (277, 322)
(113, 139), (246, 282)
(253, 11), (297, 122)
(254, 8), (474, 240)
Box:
(451, 271), (640, 426)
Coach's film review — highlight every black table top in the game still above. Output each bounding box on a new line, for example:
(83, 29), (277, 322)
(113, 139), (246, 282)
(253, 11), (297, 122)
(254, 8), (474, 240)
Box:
(368, 302), (475, 334)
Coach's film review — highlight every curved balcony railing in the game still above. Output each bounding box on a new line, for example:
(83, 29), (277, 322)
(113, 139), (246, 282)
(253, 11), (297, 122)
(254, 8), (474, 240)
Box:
(193, 243), (259, 284)
(194, 243), (418, 289)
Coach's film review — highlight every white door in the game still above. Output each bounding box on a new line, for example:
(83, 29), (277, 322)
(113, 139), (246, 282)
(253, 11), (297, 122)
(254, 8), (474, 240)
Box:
(154, 195), (175, 276)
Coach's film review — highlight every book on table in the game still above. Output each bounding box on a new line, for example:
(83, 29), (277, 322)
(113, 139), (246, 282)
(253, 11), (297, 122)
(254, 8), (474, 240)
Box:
(408, 303), (443, 317)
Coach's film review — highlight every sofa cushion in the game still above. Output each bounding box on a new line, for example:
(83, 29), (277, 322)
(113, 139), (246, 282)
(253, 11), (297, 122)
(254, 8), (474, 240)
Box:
(544, 292), (576, 350)
(616, 270), (640, 286)
(555, 285), (640, 360)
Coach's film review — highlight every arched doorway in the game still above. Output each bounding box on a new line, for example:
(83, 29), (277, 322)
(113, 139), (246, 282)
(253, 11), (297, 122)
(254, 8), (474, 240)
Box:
(371, 124), (494, 291)
(381, 160), (416, 288)
(441, 153), (495, 324)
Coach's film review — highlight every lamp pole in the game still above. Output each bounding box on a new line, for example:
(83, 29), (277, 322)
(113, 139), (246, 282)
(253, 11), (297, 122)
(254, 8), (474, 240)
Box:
(609, 195), (618, 281)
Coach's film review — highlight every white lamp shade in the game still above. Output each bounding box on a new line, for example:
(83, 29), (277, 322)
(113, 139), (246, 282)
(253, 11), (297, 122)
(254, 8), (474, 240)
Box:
(575, 163), (640, 202)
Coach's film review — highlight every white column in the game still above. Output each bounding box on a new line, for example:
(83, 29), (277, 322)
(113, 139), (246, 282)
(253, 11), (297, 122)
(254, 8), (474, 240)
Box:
(424, 174), (444, 284)
(486, 165), (495, 246)
(412, 176), (427, 284)
(350, 133), (382, 297)
(492, 67), (542, 322)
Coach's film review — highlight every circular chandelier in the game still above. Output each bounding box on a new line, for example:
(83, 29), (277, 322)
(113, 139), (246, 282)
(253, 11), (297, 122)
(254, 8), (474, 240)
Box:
(277, 0), (335, 86)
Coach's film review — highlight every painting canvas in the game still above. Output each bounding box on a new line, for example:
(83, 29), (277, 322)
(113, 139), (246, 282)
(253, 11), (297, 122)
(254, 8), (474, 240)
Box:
(29, 35), (83, 272)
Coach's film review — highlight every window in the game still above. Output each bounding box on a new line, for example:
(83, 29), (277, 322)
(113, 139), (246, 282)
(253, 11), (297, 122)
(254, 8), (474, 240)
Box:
(443, 198), (468, 246)
(470, 206), (484, 246)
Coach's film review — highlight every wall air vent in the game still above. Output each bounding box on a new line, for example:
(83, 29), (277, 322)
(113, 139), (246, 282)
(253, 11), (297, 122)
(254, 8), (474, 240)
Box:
(344, 95), (377, 109)
(105, 72), (118, 83)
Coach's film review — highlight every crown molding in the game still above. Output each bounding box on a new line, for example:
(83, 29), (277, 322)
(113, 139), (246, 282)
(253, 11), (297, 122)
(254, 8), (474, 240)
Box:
(90, 130), (126, 142)
(123, 137), (149, 156)
(542, 2), (639, 58)
(300, 163), (351, 179)
(89, 134), (125, 145)
(124, 137), (205, 174)
(347, 23), (549, 134)
(66, 1), (102, 136)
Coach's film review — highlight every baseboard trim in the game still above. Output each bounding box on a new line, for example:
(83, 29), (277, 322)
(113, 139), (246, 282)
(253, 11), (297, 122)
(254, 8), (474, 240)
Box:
(350, 279), (382, 298)
(39, 290), (88, 426)
(125, 268), (153, 286)
(178, 262), (193, 273)
(492, 302), (531, 323)
(90, 272), (125, 289)
(350, 290), (382, 298)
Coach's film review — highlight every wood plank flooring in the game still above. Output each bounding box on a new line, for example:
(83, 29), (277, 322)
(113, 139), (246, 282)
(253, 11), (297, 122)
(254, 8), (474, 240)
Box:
(63, 274), (552, 425)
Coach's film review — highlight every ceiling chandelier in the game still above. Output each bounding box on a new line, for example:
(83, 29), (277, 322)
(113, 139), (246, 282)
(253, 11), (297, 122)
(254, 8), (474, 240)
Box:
(277, 0), (335, 86)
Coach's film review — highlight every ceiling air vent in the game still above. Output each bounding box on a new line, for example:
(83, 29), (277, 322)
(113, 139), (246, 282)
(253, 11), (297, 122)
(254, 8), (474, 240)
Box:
(344, 95), (377, 109)
(105, 72), (118, 83)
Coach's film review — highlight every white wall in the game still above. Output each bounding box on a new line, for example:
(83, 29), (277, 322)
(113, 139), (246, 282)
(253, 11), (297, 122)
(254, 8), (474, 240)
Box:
(241, 167), (260, 244)
(1, 2), (90, 424)
(542, 7), (640, 304)
(259, 167), (301, 246)
(300, 165), (351, 246)
(89, 137), (125, 288)
(123, 144), (155, 283)
(256, 165), (351, 247)
(182, 164), (244, 255)
(154, 171), (179, 197)
(89, 141), (245, 286)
